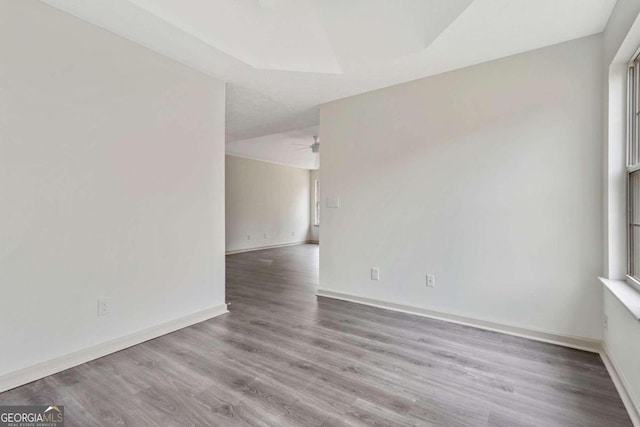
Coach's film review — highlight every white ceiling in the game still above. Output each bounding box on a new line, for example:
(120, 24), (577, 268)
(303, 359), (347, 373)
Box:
(41, 0), (616, 167)
(226, 126), (319, 170)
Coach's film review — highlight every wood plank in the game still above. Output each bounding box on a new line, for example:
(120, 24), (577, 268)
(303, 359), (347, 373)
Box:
(0, 244), (632, 426)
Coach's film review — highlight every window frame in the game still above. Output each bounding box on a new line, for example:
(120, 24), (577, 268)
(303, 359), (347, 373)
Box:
(313, 179), (320, 226)
(626, 48), (640, 292)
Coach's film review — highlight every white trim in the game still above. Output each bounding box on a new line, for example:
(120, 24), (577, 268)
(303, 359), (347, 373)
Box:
(0, 304), (229, 393)
(601, 345), (640, 427)
(226, 241), (314, 255)
(599, 277), (640, 320)
(316, 289), (601, 353)
(225, 153), (314, 171)
(626, 275), (640, 295)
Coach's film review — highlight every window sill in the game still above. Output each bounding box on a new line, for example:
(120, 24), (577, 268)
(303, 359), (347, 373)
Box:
(599, 277), (640, 320)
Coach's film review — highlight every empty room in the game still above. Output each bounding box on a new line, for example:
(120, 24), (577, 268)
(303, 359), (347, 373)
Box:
(1, 0), (640, 426)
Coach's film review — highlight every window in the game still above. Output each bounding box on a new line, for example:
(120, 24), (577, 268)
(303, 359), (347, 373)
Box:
(313, 179), (320, 226)
(628, 51), (640, 289)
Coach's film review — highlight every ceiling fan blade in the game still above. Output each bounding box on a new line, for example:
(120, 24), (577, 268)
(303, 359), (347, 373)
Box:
(292, 144), (310, 147)
(293, 147), (309, 151)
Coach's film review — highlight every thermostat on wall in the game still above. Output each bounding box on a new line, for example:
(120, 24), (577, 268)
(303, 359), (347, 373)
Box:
(327, 197), (340, 208)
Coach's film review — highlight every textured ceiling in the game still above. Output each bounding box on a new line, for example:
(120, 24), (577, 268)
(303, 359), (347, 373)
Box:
(226, 126), (320, 170)
(42, 0), (616, 150)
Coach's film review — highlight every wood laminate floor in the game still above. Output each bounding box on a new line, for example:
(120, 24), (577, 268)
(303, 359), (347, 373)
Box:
(0, 244), (632, 426)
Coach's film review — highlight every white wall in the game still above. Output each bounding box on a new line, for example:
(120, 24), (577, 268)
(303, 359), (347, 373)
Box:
(604, 0), (640, 67)
(310, 169), (320, 243)
(0, 1), (226, 378)
(603, 0), (640, 281)
(602, 0), (640, 421)
(604, 290), (640, 419)
(226, 155), (310, 252)
(319, 35), (603, 341)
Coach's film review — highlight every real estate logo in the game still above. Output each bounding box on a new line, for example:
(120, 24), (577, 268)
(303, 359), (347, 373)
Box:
(0, 405), (64, 427)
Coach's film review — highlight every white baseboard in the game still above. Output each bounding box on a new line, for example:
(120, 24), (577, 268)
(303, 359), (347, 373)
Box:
(316, 289), (601, 353)
(226, 240), (314, 255)
(601, 345), (640, 427)
(0, 304), (229, 393)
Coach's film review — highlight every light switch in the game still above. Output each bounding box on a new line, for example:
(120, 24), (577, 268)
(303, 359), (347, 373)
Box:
(327, 197), (340, 208)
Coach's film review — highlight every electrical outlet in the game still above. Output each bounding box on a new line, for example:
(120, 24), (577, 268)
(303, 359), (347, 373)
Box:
(426, 274), (435, 288)
(247, 235), (251, 240)
(97, 298), (111, 316)
(292, 231), (295, 236)
(264, 233), (268, 239)
(371, 267), (380, 281)
(603, 314), (608, 331)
